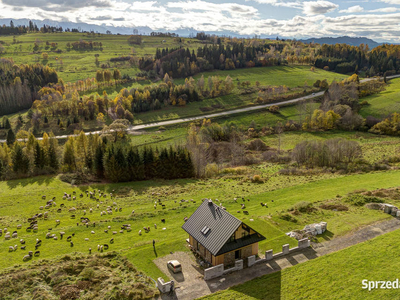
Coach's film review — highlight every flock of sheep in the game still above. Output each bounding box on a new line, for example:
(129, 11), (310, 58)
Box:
(1, 189), (167, 262)
(2, 189), (257, 263)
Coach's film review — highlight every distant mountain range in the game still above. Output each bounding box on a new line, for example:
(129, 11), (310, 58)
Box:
(299, 36), (382, 48)
(0, 18), (387, 48)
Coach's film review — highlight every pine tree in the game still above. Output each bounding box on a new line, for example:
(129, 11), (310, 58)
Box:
(48, 143), (59, 171)
(12, 143), (29, 174)
(6, 128), (15, 146)
(34, 141), (45, 170)
(94, 143), (104, 177)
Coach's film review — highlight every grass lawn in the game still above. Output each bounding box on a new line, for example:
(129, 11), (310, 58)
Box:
(1, 170), (400, 281)
(201, 226), (400, 300)
(360, 78), (400, 118)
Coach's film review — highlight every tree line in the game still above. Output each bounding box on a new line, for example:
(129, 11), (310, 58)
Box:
(0, 130), (194, 182)
(0, 59), (58, 116)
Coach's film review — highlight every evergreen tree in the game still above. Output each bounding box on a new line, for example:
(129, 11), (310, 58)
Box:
(12, 143), (29, 174)
(48, 143), (59, 171)
(94, 143), (104, 177)
(34, 141), (45, 170)
(6, 128), (15, 146)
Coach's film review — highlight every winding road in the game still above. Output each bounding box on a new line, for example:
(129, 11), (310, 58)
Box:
(2, 74), (399, 142)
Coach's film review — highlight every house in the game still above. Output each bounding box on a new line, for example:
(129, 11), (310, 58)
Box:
(182, 199), (266, 267)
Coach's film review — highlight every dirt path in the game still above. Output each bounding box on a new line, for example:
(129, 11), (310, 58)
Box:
(160, 217), (400, 300)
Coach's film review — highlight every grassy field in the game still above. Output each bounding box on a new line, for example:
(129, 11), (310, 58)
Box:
(0, 32), (202, 82)
(202, 225), (400, 300)
(131, 66), (346, 124)
(360, 78), (400, 118)
(1, 169), (400, 281)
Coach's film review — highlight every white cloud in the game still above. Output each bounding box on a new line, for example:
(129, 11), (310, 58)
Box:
(1, 0), (400, 42)
(303, 1), (338, 16)
(378, 0), (400, 4)
(339, 5), (364, 13)
(369, 7), (399, 12)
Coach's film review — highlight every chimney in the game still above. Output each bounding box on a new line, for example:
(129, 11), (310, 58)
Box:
(208, 199), (213, 206)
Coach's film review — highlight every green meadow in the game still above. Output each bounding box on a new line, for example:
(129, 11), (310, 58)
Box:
(1, 169), (400, 280)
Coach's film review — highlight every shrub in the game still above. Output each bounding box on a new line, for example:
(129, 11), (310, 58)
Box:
(343, 194), (384, 206)
(268, 105), (280, 113)
(247, 139), (269, 151)
(279, 213), (298, 223)
(205, 163), (219, 178)
(252, 175), (263, 183)
(290, 201), (313, 213)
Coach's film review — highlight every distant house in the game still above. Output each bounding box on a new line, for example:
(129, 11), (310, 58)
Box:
(182, 199), (265, 267)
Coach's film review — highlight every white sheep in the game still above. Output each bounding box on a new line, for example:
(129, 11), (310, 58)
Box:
(107, 226), (111, 229)
(17, 224), (22, 229)
(12, 232), (18, 238)
(85, 238), (89, 241)
(89, 208), (93, 213)
(53, 236), (58, 240)
(139, 230), (142, 235)
(9, 246), (14, 251)
(154, 224), (157, 229)
(91, 231), (95, 234)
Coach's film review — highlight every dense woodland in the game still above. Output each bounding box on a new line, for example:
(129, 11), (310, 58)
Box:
(0, 58), (58, 115)
(0, 128), (194, 182)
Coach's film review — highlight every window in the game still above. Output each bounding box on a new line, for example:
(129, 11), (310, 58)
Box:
(201, 226), (210, 235)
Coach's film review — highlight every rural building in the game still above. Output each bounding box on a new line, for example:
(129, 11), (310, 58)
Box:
(182, 199), (266, 267)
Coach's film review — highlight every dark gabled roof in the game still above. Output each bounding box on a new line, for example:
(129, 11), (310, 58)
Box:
(216, 233), (266, 256)
(182, 199), (242, 256)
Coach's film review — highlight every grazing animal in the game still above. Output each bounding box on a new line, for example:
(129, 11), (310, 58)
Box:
(23, 254), (31, 261)
(21, 246), (26, 250)
(154, 224), (157, 229)
(103, 244), (109, 250)
(89, 248), (91, 254)
(112, 231), (117, 235)
(17, 224), (22, 229)
(70, 241), (74, 247)
(100, 245), (103, 252)
(104, 229), (108, 233)
(139, 230), (142, 235)
(97, 245), (100, 251)
(20, 239), (25, 244)
(85, 238), (89, 241)
(91, 231), (95, 234)
(161, 219), (165, 223)
(34, 251), (40, 256)
(108, 226), (111, 229)
(66, 236), (72, 241)
(110, 238), (114, 244)
(12, 232), (18, 238)
(9, 246), (14, 252)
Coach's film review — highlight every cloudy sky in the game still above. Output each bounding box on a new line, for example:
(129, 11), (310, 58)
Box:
(0, 0), (400, 42)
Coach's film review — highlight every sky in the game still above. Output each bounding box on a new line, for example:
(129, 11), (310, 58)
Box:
(0, 0), (400, 42)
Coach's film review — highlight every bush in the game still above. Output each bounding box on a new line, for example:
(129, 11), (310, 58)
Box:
(205, 163), (219, 178)
(268, 105), (279, 113)
(279, 213), (298, 223)
(247, 139), (269, 151)
(343, 194), (384, 206)
(290, 201), (313, 213)
(252, 175), (263, 183)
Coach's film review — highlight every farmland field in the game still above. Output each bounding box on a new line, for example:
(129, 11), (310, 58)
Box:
(0, 33), (202, 82)
(1, 169), (400, 281)
(360, 78), (400, 118)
